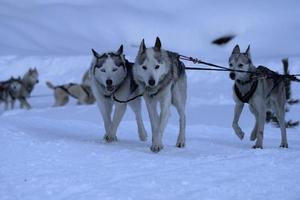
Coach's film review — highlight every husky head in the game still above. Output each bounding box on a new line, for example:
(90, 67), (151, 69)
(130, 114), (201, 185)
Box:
(91, 45), (127, 92)
(229, 45), (255, 81)
(133, 37), (171, 88)
(8, 76), (22, 93)
(24, 68), (39, 84)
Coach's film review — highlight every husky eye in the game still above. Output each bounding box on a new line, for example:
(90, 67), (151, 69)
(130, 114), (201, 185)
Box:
(155, 65), (160, 70)
(112, 68), (118, 72)
(238, 64), (243, 68)
(229, 63), (233, 67)
(142, 66), (147, 70)
(100, 69), (106, 72)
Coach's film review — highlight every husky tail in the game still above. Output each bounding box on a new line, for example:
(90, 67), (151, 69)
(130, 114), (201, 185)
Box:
(46, 81), (56, 89)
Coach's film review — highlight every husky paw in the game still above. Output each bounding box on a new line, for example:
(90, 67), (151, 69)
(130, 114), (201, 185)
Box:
(150, 143), (164, 153)
(236, 131), (245, 140)
(176, 139), (185, 148)
(280, 142), (288, 148)
(252, 144), (263, 149)
(103, 134), (118, 143)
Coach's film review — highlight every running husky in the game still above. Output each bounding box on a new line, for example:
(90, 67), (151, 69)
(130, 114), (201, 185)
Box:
(46, 82), (95, 106)
(90, 45), (147, 142)
(229, 45), (288, 148)
(133, 37), (187, 152)
(0, 77), (23, 110)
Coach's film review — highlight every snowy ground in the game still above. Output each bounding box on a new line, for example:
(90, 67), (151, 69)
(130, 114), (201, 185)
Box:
(1, 1), (300, 200)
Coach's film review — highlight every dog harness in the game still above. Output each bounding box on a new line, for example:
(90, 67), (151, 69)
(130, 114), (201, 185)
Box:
(234, 79), (258, 103)
(57, 83), (78, 99)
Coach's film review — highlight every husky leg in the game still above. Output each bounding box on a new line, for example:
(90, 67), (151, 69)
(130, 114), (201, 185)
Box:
(152, 89), (172, 152)
(104, 103), (126, 142)
(232, 103), (245, 140)
(249, 104), (258, 141)
(144, 96), (161, 152)
(273, 100), (288, 148)
(173, 101), (186, 148)
(97, 98), (113, 140)
(129, 99), (147, 142)
(19, 98), (31, 109)
(253, 102), (266, 149)
(4, 101), (9, 111)
(11, 99), (16, 110)
(172, 88), (186, 148)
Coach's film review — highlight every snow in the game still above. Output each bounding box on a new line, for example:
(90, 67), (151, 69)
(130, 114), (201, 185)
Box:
(1, 1), (300, 200)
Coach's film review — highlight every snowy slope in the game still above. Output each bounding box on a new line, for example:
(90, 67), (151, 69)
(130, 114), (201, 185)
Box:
(0, 1), (300, 200)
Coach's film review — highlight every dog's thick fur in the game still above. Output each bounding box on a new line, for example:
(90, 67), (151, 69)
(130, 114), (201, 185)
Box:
(0, 77), (23, 110)
(5, 68), (39, 110)
(229, 45), (288, 148)
(133, 37), (187, 152)
(82, 69), (92, 86)
(89, 45), (147, 142)
(46, 82), (95, 106)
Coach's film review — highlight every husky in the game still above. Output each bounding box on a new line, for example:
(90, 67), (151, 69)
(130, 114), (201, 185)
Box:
(229, 45), (288, 148)
(15, 67), (39, 109)
(0, 77), (23, 110)
(132, 37), (187, 152)
(89, 45), (147, 143)
(46, 81), (95, 106)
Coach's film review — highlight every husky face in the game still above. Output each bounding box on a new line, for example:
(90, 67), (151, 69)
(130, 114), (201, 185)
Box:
(26, 68), (39, 84)
(91, 45), (127, 92)
(229, 45), (252, 80)
(134, 37), (170, 88)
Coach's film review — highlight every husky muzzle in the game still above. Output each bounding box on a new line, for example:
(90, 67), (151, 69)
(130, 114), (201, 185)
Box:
(229, 72), (236, 80)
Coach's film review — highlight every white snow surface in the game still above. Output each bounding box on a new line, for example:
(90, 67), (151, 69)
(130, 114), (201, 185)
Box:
(1, 1), (300, 200)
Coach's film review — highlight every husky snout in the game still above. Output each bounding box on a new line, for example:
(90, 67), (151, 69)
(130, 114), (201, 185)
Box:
(106, 79), (114, 91)
(106, 79), (113, 86)
(148, 78), (156, 87)
(230, 72), (236, 80)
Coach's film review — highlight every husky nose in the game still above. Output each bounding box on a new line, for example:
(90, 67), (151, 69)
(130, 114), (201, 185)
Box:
(148, 79), (155, 86)
(106, 79), (113, 86)
(229, 72), (236, 80)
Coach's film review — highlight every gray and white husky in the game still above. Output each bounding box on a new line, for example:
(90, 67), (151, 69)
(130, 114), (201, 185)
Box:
(46, 82), (95, 106)
(133, 37), (187, 152)
(229, 45), (288, 148)
(90, 45), (147, 142)
(16, 68), (39, 109)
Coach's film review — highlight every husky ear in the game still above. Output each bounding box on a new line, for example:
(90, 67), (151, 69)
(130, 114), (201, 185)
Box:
(245, 45), (251, 59)
(116, 45), (123, 55)
(232, 45), (240, 54)
(154, 37), (161, 51)
(139, 39), (146, 54)
(91, 49), (100, 58)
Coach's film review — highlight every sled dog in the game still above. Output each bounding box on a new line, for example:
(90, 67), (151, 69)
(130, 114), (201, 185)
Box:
(229, 45), (288, 148)
(46, 82), (95, 106)
(90, 45), (147, 142)
(133, 37), (187, 152)
(5, 68), (39, 109)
